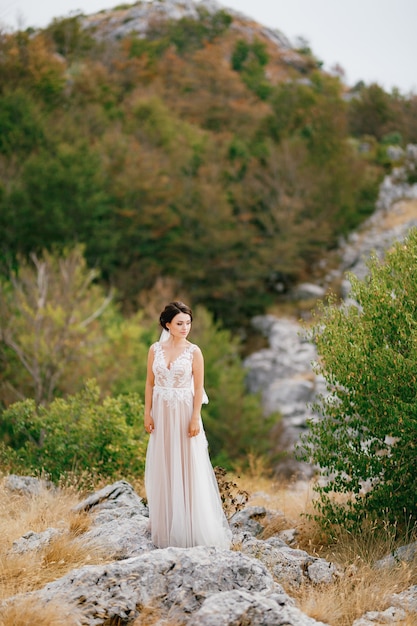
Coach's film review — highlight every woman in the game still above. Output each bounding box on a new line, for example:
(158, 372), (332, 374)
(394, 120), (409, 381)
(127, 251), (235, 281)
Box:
(144, 301), (231, 549)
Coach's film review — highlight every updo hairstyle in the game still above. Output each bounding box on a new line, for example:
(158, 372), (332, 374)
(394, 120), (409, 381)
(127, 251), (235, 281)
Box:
(159, 301), (193, 331)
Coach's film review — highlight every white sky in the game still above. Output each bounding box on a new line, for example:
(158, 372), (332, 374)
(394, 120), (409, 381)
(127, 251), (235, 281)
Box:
(1, 0), (416, 94)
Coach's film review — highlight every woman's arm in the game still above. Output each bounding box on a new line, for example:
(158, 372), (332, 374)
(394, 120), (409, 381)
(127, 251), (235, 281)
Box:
(189, 346), (204, 437)
(144, 345), (155, 434)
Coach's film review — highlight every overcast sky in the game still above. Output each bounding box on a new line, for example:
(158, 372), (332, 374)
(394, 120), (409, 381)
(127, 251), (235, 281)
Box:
(1, 0), (416, 94)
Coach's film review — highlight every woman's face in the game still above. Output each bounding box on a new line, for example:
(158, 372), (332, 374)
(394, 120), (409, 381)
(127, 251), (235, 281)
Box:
(166, 312), (192, 339)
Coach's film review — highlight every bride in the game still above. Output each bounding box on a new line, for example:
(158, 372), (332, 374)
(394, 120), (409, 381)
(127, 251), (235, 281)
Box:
(144, 301), (231, 549)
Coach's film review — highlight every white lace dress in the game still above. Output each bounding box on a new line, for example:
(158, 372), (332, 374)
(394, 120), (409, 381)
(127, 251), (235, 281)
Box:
(145, 341), (231, 549)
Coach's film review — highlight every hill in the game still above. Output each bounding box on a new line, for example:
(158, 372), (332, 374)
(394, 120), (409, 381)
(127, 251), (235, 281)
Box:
(0, 0), (416, 326)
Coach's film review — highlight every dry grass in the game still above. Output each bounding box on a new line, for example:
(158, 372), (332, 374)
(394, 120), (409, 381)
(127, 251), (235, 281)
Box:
(379, 198), (417, 231)
(233, 455), (323, 548)
(132, 605), (184, 626)
(295, 559), (416, 626)
(0, 596), (85, 626)
(0, 477), (110, 602)
(229, 462), (417, 625)
(1, 467), (417, 625)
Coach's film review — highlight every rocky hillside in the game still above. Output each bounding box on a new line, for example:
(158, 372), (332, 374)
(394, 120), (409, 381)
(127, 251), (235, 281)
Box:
(244, 144), (417, 477)
(2, 475), (417, 625)
(82, 0), (307, 76)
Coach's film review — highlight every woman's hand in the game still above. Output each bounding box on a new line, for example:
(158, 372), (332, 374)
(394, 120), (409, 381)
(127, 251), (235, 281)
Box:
(144, 415), (154, 434)
(188, 417), (200, 438)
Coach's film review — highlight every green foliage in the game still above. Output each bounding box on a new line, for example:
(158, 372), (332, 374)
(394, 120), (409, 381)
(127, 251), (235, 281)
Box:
(147, 8), (232, 55)
(260, 75), (381, 237)
(231, 38), (271, 100)
(347, 83), (397, 141)
(0, 11), (411, 329)
(0, 90), (45, 156)
(0, 244), (267, 471)
(380, 131), (403, 146)
(0, 31), (66, 104)
(191, 306), (277, 468)
(45, 14), (96, 59)
(0, 247), (150, 406)
(298, 228), (417, 532)
(0, 380), (147, 481)
(0, 247), (113, 405)
(2, 141), (116, 265)
(231, 40), (249, 71)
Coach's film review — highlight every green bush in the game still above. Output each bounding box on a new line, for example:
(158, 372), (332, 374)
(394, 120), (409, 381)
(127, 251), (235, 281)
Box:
(0, 380), (147, 481)
(0, 90), (45, 156)
(231, 38), (271, 100)
(147, 9), (232, 55)
(298, 228), (417, 533)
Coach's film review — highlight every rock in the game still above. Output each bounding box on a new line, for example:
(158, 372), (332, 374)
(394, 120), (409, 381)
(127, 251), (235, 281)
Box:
(352, 606), (407, 625)
(407, 144), (417, 160)
(11, 528), (63, 554)
(82, 516), (153, 559)
(386, 146), (404, 161)
(229, 506), (266, 536)
(263, 378), (315, 416)
(73, 480), (153, 558)
(18, 547), (293, 625)
(353, 584), (417, 624)
(1, 476), (334, 624)
(4, 474), (56, 496)
(192, 589), (329, 626)
(73, 479), (148, 517)
(244, 316), (323, 476)
(240, 536), (337, 588)
(278, 528), (299, 546)
(390, 585), (417, 614)
(292, 282), (326, 301)
(375, 541), (417, 569)
(83, 0), (224, 41)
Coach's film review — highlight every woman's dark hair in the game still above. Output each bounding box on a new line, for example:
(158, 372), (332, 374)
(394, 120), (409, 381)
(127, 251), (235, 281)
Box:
(159, 301), (193, 330)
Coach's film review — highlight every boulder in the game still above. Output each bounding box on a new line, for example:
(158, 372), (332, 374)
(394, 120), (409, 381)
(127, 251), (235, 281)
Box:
(11, 528), (63, 554)
(4, 474), (56, 496)
(240, 536), (337, 588)
(23, 547), (297, 625)
(73, 479), (154, 558)
(3, 479), (333, 625)
(192, 589), (328, 626)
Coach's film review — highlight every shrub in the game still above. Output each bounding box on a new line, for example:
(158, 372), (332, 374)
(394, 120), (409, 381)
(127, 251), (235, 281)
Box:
(0, 380), (147, 481)
(298, 228), (417, 533)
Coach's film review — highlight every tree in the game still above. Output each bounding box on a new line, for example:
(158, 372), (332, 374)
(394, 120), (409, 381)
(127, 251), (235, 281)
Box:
(0, 247), (113, 405)
(0, 89), (45, 156)
(2, 141), (115, 266)
(347, 83), (396, 141)
(298, 228), (417, 532)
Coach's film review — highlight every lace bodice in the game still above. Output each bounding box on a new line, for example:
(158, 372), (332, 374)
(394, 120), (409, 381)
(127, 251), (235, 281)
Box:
(152, 341), (196, 391)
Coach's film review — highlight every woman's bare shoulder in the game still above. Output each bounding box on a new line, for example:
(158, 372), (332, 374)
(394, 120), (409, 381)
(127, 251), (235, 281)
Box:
(188, 342), (203, 356)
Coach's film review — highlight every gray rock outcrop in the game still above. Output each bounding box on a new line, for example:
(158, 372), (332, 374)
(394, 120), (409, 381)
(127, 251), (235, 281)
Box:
(336, 144), (417, 285)
(84, 0), (224, 41)
(244, 145), (417, 477)
(80, 0), (309, 74)
(352, 585), (417, 625)
(5, 473), (56, 496)
(244, 315), (324, 476)
(73, 480), (154, 558)
(2, 477), (331, 626)
(4, 477), (417, 624)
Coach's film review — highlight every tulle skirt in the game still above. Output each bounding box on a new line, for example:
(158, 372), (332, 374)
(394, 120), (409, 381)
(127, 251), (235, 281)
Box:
(145, 389), (231, 549)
